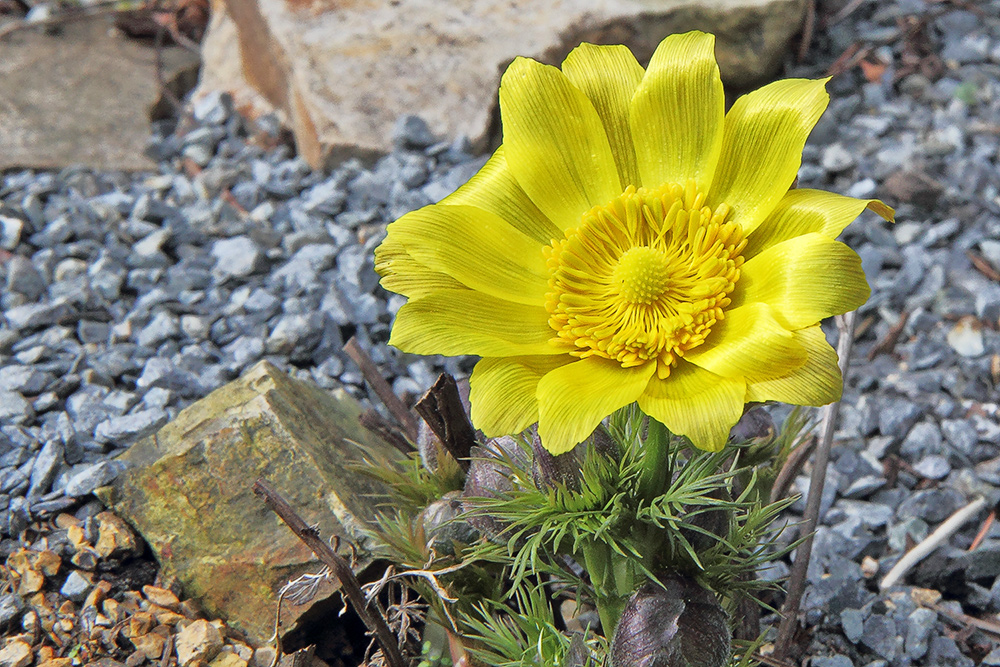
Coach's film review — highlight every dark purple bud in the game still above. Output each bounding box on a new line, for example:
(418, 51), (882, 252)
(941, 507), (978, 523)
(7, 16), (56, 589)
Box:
(728, 407), (775, 445)
(421, 490), (479, 556)
(589, 425), (620, 462)
(611, 575), (730, 667)
(462, 436), (528, 540)
(531, 427), (581, 491)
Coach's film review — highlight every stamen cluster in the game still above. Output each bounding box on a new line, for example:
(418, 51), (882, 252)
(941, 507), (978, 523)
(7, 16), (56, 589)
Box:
(544, 182), (746, 379)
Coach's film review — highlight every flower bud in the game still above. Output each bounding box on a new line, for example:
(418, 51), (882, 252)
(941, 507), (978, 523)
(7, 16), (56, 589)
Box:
(531, 427), (581, 491)
(462, 436), (528, 540)
(421, 490), (479, 556)
(611, 575), (729, 667)
(728, 407), (775, 446)
(590, 425), (620, 462)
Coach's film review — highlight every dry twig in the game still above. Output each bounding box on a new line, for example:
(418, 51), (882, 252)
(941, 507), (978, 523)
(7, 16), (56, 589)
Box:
(968, 250), (1000, 282)
(359, 409), (413, 454)
(344, 337), (420, 443)
(867, 311), (910, 361)
(797, 0), (816, 62)
(251, 479), (407, 667)
(770, 434), (817, 505)
(931, 601), (1000, 639)
(773, 312), (856, 659)
(880, 496), (987, 590)
(970, 509), (996, 552)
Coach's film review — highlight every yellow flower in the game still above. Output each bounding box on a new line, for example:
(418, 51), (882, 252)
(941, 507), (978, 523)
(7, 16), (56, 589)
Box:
(375, 31), (893, 454)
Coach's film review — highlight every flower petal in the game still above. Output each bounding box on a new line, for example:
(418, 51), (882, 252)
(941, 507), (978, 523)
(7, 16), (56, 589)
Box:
(746, 326), (842, 405)
(390, 290), (557, 357)
(629, 31), (725, 192)
(500, 56), (622, 230)
(743, 188), (894, 260)
(441, 147), (563, 245)
(537, 357), (654, 454)
(374, 237), (467, 298)
(638, 361), (746, 452)
(709, 78), (830, 235)
(388, 204), (549, 306)
(685, 302), (807, 380)
(470, 355), (574, 437)
(561, 42), (645, 189)
(729, 233), (870, 329)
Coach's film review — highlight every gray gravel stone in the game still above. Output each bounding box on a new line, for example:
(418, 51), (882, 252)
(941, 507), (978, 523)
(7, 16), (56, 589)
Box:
(4, 299), (75, 330)
(897, 488), (965, 523)
(913, 455), (951, 480)
(137, 311), (181, 348)
(211, 236), (264, 279)
(26, 440), (62, 501)
(878, 399), (922, 439)
(5, 256), (47, 299)
(6, 496), (29, 535)
(926, 635), (975, 667)
(0, 216), (23, 250)
(841, 608), (865, 643)
(861, 615), (899, 660)
(0, 592), (23, 628)
(904, 607), (936, 659)
(60, 570), (92, 601)
(811, 656), (853, 667)
(942, 419), (978, 456)
(63, 460), (124, 497)
(93, 408), (168, 446)
(0, 392), (33, 425)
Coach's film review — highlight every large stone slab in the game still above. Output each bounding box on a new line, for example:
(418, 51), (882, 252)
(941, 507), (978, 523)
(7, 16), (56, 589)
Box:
(97, 360), (403, 644)
(195, 0), (805, 169)
(0, 17), (198, 171)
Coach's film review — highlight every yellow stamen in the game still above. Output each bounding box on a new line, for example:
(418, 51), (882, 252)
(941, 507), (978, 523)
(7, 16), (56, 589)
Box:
(544, 182), (746, 379)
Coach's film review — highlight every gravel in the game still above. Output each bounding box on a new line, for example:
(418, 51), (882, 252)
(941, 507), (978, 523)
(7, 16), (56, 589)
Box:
(1, 0), (1000, 662)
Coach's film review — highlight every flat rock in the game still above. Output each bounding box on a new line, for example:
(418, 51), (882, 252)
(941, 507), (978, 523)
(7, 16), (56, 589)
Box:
(97, 360), (403, 643)
(195, 0), (805, 168)
(0, 18), (198, 171)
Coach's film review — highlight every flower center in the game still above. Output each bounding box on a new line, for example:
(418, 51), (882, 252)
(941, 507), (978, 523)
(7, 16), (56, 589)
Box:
(544, 182), (746, 379)
(613, 246), (671, 305)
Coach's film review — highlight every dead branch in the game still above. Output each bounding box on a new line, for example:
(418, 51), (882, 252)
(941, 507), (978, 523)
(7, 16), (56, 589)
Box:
(252, 478), (407, 667)
(774, 312), (856, 659)
(867, 310), (910, 361)
(880, 496), (987, 590)
(344, 336), (420, 443)
(359, 409), (414, 454)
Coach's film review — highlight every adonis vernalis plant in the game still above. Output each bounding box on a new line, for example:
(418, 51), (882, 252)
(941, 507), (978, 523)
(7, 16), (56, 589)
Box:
(362, 29), (894, 667)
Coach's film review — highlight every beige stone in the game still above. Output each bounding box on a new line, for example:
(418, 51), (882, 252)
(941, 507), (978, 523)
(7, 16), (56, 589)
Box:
(37, 659), (73, 667)
(209, 652), (248, 667)
(131, 629), (170, 661)
(99, 360), (402, 644)
(142, 585), (181, 611)
(95, 512), (142, 560)
(0, 640), (32, 667)
(196, 0), (805, 169)
(175, 619), (224, 666)
(0, 18), (198, 171)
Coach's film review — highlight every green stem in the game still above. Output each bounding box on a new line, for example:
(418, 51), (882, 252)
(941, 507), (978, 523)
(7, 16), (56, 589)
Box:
(581, 539), (633, 640)
(637, 416), (670, 502)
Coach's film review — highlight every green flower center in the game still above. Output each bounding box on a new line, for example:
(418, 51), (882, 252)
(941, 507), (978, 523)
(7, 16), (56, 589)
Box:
(544, 182), (746, 379)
